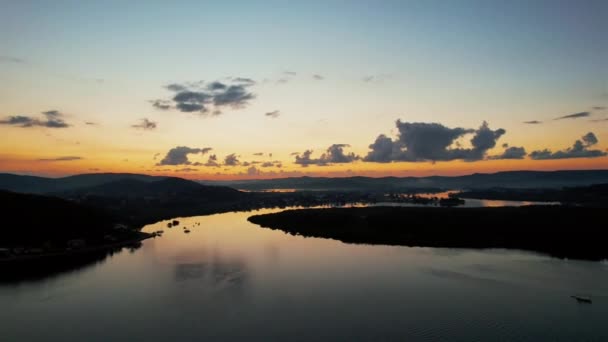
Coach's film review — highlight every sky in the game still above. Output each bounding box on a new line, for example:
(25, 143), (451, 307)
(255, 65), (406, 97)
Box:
(0, 0), (607, 179)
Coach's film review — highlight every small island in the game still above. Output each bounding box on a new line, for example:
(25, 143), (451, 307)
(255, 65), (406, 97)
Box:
(248, 206), (607, 261)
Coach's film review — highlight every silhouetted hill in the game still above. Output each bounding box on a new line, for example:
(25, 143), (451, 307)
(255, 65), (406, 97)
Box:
(0, 173), (166, 194)
(60, 177), (243, 201)
(205, 170), (608, 191)
(0, 190), (119, 246)
(0, 173), (249, 232)
(54, 177), (247, 226)
(53, 173), (165, 192)
(0, 174), (56, 194)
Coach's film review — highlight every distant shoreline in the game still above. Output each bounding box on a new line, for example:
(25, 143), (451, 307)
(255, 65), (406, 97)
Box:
(248, 206), (608, 261)
(0, 232), (153, 264)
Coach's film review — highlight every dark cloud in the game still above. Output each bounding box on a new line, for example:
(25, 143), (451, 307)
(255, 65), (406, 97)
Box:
(524, 120), (542, 124)
(362, 74), (393, 83)
(165, 81), (205, 92)
(39, 110), (70, 128)
(132, 118), (157, 130)
(37, 156), (83, 162)
(590, 118), (608, 122)
(175, 102), (204, 113)
(45, 120), (69, 128)
(0, 56), (25, 64)
(253, 152), (264, 156)
(294, 150), (318, 167)
(362, 76), (375, 82)
(313, 74), (324, 80)
(295, 144), (360, 167)
(582, 132), (598, 145)
(257, 160), (283, 168)
(364, 121), (505, 163)
(174, 168), (198, 172)
(224, 153), (240, 166)
(150, 99), (172, 110)
(207, 81), (227, 90)
(232, 77), (256, 86)
(173, 91), (212, 112)
(43, 110), (60, 118)
(275, 72), (297, 84)
(153, 153), (160, 160)
(322, 144), (360, 163)
(85, 121), (97, 125)
(489, 146), (527, 160)
(213, 85), (254, 108)
(265, 110), (280, 118)
(172, 91), (211, 103)
(364, 134), (398, 163)
(0, 110), (69, 128)
(468, 122), (507, 160)
(204, 154), (221, 167)
(555, 112), (590, 120)
(592, 106), (606, 111)
(530, 132), (606, 160)
(0, 116), (37, 126)
(247, 166), (261, 176)
(157, 146), (212, 165)
(158, 79), (255, 115)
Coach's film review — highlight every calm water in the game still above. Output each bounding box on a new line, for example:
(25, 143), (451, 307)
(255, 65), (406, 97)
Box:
(1, 208), (607, 341)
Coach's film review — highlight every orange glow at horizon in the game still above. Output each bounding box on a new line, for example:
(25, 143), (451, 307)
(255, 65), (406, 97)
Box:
(2, 151), (607, 180)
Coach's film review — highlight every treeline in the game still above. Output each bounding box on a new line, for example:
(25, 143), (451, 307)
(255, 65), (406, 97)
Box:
(248, 206), (608, 260)
(0, 190), (122, 246)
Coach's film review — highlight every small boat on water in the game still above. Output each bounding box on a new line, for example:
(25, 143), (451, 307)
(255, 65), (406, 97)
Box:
(571, 295), (592, 304)
(184, 229), (191, 233)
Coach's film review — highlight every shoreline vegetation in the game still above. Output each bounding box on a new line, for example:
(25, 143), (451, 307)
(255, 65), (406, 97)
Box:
(0, 190), (153, 264)
(0, 231), (152, 264)
(248, 206), (608, 261)
(0, 233), (152, 283)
